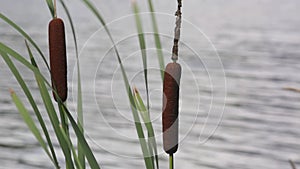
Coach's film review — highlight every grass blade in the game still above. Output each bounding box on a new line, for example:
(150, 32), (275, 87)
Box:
(0, 43), (50, 84)
(134, 87), (159, 169)
(46, 0), (55, 18)
(61, 104), (101, 169)
(59, 0), (85, 167)
(24, 41), (60, 168)
(147, 0), (165, 80)
(132, 0), (150, 116)
(0, 13), (50, 71)
(133, 89), (154, 168)
(10, 90), (53, 162)
(59, 119), (84, 169)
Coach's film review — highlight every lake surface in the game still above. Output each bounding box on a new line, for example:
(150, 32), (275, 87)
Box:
(0, 0), (300, 168)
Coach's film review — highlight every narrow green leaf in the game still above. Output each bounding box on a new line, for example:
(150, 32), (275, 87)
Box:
(0, 43), (50, 85)
(134, 87), (159, 169)
(132, 0), (150, 115)
(133, 88), (150, 123)
(61, 105), (101, 169)
(147, 0), (165, 81)
(24, 41), (60, 168)
(46, 0), (55, 18)
(59, 121), (84, 169)
(10, 90), (53, 163)
(58, 101), (69, 137)
(133, 88), (155, 168)
(0, 13), (50, 71)
(130, 88), (154, 169)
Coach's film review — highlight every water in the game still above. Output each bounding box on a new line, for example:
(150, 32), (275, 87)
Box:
(1, 0), (300, 169)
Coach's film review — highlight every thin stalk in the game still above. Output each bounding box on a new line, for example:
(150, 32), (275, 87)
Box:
(171, 0), (182, 62)
(289, 160), (297, 169)
(169, 154), (174, 169)
(54, 0), (57, 18)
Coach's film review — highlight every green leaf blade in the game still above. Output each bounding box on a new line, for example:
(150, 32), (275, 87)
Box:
(0, 13), (50, 71)
(10, 90), (53, 162)
(134, 87), (159, 169)
(62, 105), (101, 169)
(132, 1), (150, 114)
(46, 0), (55, 18)
(147, 0), (165, 81)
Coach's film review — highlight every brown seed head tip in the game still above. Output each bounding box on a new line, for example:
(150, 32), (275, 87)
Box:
(9, 88), (15, 95)
(133, 86), (139, 95)
(283, 87), (300, 93)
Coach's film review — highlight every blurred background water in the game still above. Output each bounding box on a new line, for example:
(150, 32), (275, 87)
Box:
(0, 0), (300, 168)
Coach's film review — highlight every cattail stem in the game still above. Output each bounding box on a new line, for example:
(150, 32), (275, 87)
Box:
(171, 0), (182, 61)
(54, 0), (57, 18)
(289, 160), (297, 169)
(169, 154), (174, 169)
(164, 2), (183, 169)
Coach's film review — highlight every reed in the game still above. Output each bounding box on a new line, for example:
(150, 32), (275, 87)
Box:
(162, 0), (183, 168)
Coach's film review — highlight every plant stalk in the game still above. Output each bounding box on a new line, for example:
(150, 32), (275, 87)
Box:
(169, 154), (174, 169)
(171, 0), (182, 62)
(54, 0), (57, 18)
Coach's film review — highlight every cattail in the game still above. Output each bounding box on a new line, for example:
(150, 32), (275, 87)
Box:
(49, 18), (67, 102)
(163, 62), (182, 154)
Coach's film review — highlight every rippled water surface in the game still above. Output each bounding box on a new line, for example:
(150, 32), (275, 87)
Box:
(1, 0), (300, 169)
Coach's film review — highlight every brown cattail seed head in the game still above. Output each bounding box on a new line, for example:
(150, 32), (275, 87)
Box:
(49, 18), (67, 102)
(163, 62), (182, 154)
